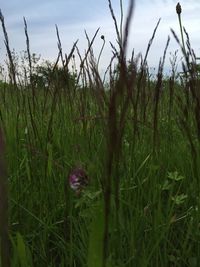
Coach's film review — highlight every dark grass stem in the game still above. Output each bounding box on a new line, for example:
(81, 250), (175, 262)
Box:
(23, 17), (36, 110)
(97, 36), (105, 70)
(133, 19), (160, 142)
(55, 25), (65, 68)
(102, 1), (135, 266)
(176, 3), (186, 56)
(108, 0), (122, 48)
(153, 36), (170, 152)
(76, 28), (100, 85)
(120, 0), (123, 41)
(0, 128), (10, 267)
(0, 10), (17, 87)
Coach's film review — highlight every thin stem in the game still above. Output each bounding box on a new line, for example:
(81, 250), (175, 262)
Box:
(120, 0), (123, 41)
(97, 37), (105, 70)
(178, 14), (186, 55)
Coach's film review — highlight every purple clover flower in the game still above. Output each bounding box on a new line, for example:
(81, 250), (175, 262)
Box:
(68, 167), (88, 194)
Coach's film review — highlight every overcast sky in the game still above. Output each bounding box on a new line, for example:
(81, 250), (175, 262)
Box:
(0, 0), (199, 74)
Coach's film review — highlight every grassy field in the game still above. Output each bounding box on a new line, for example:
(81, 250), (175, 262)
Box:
(0, 1), (200, 266)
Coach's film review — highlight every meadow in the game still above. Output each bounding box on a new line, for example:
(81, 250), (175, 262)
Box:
(0, 1), (200, 266)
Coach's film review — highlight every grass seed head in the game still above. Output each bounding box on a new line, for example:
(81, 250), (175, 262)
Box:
(176, 2), (182, 15)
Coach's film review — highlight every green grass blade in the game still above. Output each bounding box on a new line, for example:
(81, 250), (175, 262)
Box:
(87, 200), (104, 267)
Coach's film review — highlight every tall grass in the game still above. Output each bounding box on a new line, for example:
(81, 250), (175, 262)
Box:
(0, 1), (200, 266)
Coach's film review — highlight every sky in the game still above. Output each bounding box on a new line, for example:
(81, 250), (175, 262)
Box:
(0, 0), (199, 75)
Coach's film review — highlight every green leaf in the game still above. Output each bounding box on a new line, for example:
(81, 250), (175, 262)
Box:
(162, 179), (172, 191)
(167, 171), (184, 181)
(87, 200), (104, 267)
(47, 142), (53, 177)
(16, 232), (30, 267)
(171, 194), (188, 205)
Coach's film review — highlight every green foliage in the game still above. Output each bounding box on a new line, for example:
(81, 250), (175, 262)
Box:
(87, 200), (104, 267)
(1, 74), (200, 265)
(11, 233), (33, 267)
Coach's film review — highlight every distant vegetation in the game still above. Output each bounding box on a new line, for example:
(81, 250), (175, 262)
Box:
(0, 1), (200, 266)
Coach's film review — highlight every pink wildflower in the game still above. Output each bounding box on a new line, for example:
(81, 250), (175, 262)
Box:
(68, 167), (88, 195)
